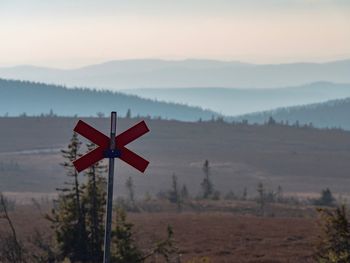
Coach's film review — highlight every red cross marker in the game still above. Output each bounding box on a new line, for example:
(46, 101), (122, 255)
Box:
(73, 118), (150, 173)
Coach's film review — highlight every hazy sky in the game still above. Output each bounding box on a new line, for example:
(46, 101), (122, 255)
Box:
(1, 0), (349, 68)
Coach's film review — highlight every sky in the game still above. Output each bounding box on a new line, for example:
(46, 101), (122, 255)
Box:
(0, 0), (349, 68)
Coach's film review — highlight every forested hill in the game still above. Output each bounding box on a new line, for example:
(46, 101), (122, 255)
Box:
(0, 79), (220, 121)
(232, 97), (350, 130)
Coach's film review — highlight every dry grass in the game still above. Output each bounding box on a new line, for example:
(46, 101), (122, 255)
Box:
(0, 203), (321, 263)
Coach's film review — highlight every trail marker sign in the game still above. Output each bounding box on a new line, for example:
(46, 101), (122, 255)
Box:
(73, 116), (150, 173)
(72, 112), (149, 263)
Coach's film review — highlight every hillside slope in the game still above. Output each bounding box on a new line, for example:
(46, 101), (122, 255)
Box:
(0, 79), (219, 121)
(232, 97), (350, 130)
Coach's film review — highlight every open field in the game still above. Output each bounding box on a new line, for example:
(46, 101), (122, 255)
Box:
(0, 116), (340, 262)
(0, 204), (319, 263)
(133, 212), (318, 263)
(0, 117), (350, 200)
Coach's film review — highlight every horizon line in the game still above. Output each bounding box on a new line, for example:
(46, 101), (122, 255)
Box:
(1, 57), (350, 71)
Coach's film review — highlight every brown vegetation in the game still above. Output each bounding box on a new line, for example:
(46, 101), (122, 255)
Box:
(0, 204), (320, 262)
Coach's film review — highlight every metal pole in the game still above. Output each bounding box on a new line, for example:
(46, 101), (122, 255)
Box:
(103, 111), (117, 263)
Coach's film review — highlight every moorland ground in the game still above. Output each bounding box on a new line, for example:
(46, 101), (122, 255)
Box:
(0, 116), (345, 262)
(0, 202), (320, 263)
(0, 117), (350, 199)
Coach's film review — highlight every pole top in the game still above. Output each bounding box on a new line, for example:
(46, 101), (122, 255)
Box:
(110, 112), (117, 134)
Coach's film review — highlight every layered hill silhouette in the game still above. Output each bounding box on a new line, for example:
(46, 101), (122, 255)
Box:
(0, 79), (219, 121)
(122, 82), (350, 116)
(0, 59), (349, 90)
(232, 97), (350, 130)
(3, 78), (350, 129)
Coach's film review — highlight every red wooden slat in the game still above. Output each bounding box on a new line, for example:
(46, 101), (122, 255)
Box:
(73, 147), (105, 173)
(116, 121), (149, 147)
(119, 147), (149, 173)
(74, 120), (109, 147)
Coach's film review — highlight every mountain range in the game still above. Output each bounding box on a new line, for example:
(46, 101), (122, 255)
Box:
(0, 59), (349, 90)
(3, 78), (350, 130)
(2, 59), (350, 129)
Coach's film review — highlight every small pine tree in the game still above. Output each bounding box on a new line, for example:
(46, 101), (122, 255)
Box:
(111, 208), (142, 263)
(276, 185), (283, 202)
(168, 174), (182, 211)
(124, 176), (139, 212)
(48, 109), (55, 117)
(314, 188), (336, 207)
(82, 143), (107, 262)
(96, 112), (105, 118)
(143, 225), (179, 262)
(47, 132), (89, 262)
(257, 182), (265, 216)
(168, 174), (179, 203)
(200, 160), (214, 199)
(125, 109), (132, 119)
(181, 184), (189, 201)
(267, 116), (276, 125)
(316, 205), (350, 262)
(0, 193), (26, 263)
(242, 187), (248, 201)
(125, 176), (135, 205)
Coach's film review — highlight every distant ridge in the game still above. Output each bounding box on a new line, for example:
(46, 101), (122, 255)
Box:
(0, 58), (349, 89)
(122, 82), (350, 116)
(0, 78), (220, 121)
(231, 96), (350, 130)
